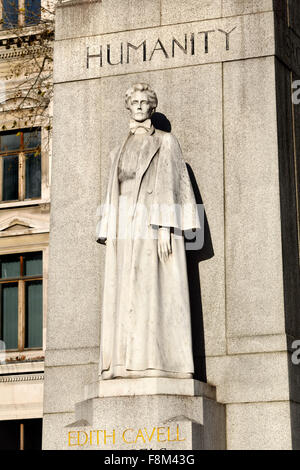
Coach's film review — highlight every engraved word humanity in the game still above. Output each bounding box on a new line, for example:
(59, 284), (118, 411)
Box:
(86, 27), (237, 68)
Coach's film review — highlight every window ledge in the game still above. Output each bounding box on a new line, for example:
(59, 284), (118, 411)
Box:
(0, 199), (50, 210)
(0, 359), (44, 375)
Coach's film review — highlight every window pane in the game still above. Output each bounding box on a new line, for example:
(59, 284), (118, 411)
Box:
(25, 153), (41, 199)
(23, 129), (41, 149)
(24, 252), (42, 277)
(2, 0), (19, 29)
(25, 0), (41, 25)
(0, 420), (20, 450)
(0, 283), (18, 350)
(25, 280), (42, 348)
(24, 419), (42, 450)
(0, 255), (20, 279)
(0, 132), (20, 152)
(2, 155), (19, 201)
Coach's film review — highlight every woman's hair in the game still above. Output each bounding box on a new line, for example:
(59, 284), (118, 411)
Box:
(125, 83), (158, 111)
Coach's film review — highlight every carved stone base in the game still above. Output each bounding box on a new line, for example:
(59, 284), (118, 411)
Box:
(83, 378), (216, 400)
(65, 380), (226, 450)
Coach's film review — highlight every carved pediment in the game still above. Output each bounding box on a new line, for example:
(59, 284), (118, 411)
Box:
(0, 217), (34, 233)
(0, 209), (50, 237)
(0, 96), (41, 112)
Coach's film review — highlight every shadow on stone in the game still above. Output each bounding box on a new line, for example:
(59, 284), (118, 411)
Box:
(185, 164), (214, 383)
(151, 112), (172, 133)
(151, 112), (213, 383)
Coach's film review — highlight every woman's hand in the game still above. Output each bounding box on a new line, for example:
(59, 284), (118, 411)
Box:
(158, 227), (172, 263)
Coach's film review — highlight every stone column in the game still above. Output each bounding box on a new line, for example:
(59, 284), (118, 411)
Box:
(43, 0), (300, 450)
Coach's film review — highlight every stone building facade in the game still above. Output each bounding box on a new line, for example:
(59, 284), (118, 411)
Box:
(0, 0), (54, 449)
(1, 0), (300, 451)
(43, 0), (300, 451)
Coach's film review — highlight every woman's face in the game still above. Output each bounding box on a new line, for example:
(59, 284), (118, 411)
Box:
(128, 91), (153, 122)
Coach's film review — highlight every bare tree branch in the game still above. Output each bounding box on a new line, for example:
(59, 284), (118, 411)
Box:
(0, 0), (55, 131)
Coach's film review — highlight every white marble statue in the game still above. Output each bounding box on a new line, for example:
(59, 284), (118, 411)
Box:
(97, 83), (201, 380)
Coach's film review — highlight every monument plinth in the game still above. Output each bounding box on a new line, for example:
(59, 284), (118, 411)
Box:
(43, 0), (300, 450)
(69, 379), (225, 450)
(83, 378), (216, 400)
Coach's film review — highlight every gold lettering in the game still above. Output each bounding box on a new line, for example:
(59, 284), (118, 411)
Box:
(78, 431), (88, 446)
(144, 427), (156, 442)
(104, 429), (116, 445)
(135, 429), (146, 443)
(157, 427), (167, 443)
(167, 427), (177, 442)
(68, 431), (77, 447)
(176, 425), (186, 442)
(123, 428), (134, 444)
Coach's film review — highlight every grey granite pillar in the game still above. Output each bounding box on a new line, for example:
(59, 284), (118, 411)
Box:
(43, 0), (300, 450)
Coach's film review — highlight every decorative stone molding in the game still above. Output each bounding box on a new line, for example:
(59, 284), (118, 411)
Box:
(0, 374), (44, 383)
(0, 208), (50, 237)
(0, 45), (51, 60)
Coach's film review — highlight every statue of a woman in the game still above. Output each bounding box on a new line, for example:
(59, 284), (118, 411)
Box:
(97, 83), (200, 380)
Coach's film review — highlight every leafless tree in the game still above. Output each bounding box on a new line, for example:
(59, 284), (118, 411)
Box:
(0, 0), (55, 132)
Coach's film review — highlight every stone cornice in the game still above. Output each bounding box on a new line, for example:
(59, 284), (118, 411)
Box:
(0, 28), (54, 61)
(0, 45), (48, 60)
(0, 373), (44, 383)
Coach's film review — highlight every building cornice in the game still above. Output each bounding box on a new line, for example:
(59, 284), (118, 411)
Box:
(0, 45), (49, 60)
(0, 373), (44, 383)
